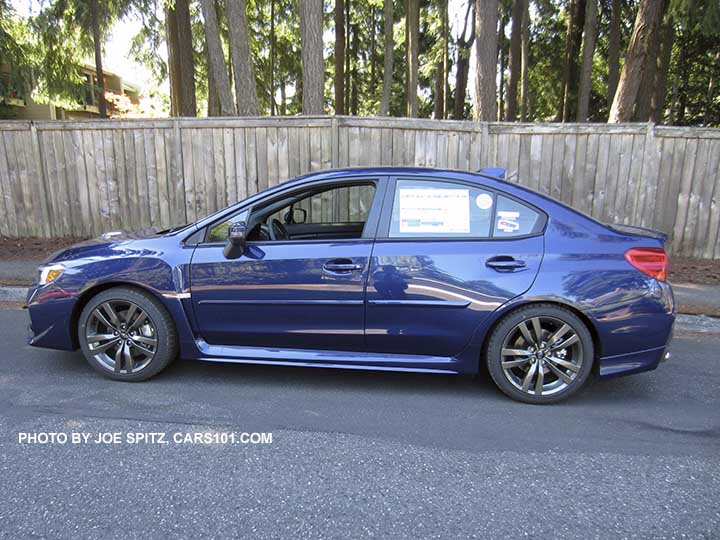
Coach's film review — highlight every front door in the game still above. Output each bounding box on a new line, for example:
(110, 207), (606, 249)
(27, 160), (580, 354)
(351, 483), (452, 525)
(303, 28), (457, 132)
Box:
(365, 177), (545, 358)
(190, 179), (383, 352)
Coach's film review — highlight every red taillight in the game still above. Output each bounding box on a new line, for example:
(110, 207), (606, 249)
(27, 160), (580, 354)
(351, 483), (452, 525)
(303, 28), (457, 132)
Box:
(624, 247), (668, 281)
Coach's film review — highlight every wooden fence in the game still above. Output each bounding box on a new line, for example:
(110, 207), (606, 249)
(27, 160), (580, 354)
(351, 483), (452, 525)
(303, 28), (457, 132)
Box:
(0, 116), (718, 258)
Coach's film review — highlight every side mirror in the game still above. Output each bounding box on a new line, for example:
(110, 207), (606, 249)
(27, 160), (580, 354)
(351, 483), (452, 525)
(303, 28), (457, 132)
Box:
(285, 208), (307, 224)
(223, 222), (246, 259)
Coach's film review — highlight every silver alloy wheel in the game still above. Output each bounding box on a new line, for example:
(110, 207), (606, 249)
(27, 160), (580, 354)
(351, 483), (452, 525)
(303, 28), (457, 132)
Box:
(85, 300), (158, 374)
(500, 316), (584, 397)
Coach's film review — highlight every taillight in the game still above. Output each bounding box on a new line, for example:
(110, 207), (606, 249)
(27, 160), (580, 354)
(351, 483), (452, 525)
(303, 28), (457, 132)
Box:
(624, 247), (668, 281)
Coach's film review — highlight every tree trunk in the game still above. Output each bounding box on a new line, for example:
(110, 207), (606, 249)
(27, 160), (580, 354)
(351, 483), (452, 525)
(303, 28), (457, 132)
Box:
(175, 0), (197, 116)
(560, 0), (586, 122)
(200, 0), (236, 116)
(226, 0), (258, 116)
(270, 0), (276, 115)
(474, 0), (499, 121)
(634, 0), (667, 121)
(300, 0), (325, 114)
(406, 0), (420, 117)
(89, 0), (107, 118)
(634, 26), (661, 120)
(350, 23), (359, 115)
(608, 0), (664, 123)
(335, 0), (345, 114)
(607, 0), (621, 110)
(379, 0), (394, 115)
(434, 0), (448, 119)
(370, 6), (377, 89)
(497, 10), (506, 121)
(576, 0), (598, 121)
(650, 16), (674, 123)
(166, 2), (181, 117)
(453, 1), (474, 119)
(207, 56), (220, 116)
(520, 0), (529, 120)
(506, 0), (524, 121)
(345, 0), (351, 107)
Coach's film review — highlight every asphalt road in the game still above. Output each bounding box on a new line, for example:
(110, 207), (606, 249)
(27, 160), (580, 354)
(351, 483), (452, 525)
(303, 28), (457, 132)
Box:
(0, 308), (718, 540)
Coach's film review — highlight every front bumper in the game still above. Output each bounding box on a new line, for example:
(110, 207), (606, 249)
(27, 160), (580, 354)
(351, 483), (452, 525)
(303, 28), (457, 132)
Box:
(26, 283), (79, 351)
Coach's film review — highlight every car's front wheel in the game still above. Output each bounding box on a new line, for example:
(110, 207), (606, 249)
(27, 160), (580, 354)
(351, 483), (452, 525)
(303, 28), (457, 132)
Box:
(486, 304), (594, 404)
(78, 287), (178, 381)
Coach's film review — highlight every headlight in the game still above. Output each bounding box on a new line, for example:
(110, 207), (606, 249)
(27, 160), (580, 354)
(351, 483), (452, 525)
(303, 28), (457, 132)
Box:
(38, 264), (65, 286)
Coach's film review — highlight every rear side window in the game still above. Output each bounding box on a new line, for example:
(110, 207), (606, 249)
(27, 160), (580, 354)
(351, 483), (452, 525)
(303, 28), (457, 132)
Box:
(493, 195), (541, 237)
(389, 179), (495, 238)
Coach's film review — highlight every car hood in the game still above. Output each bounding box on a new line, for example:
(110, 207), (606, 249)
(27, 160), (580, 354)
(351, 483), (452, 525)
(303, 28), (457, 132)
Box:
(43, 227), (182, 265)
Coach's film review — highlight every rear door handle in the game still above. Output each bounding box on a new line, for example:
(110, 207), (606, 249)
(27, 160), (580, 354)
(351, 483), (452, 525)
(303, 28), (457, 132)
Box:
(486, 257), (527, 271)
(323, 259), (364, 273)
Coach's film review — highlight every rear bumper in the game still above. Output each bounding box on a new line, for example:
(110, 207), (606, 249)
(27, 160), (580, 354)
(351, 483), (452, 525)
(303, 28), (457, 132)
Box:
(599, 316), (674, 377)
(598, 344), (669, 377)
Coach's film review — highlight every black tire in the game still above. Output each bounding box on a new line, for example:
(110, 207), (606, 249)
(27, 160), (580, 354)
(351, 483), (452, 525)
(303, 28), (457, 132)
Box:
(485, 304), (594, 404)
(78, 286), (178, 381)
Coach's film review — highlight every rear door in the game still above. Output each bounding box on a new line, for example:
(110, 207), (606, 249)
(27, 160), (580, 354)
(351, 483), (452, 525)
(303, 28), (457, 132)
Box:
(365, 176), (545, 358)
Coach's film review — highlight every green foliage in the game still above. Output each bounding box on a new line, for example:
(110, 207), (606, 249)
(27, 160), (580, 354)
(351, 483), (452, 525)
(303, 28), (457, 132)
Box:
(2, 0), (718, 125)
(0, 1), (34, 102)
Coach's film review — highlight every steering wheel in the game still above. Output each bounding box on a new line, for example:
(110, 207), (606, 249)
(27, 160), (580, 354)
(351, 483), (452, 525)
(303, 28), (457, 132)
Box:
(269, 219), (289, 241)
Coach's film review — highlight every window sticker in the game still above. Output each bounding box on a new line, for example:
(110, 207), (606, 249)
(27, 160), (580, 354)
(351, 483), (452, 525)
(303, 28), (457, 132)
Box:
(475, 193), (493, 210)
(496, 210), (520, 233)
(398, 188), (470, 234)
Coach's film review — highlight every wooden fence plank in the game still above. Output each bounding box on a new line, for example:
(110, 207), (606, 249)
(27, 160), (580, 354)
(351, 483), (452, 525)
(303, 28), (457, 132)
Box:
(591, 134), (610, 220)
(699, 139), (720, 258)
(672, 138), (699, 255)
(5, 131), (36, 236)
(154, 128), (171, 227)
(702, 140), (720, 258)
(683, 139), (710, 257)
(0, 134), (19, 237)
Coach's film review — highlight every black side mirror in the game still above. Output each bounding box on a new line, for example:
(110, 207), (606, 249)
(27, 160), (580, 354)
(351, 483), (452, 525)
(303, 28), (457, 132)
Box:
(223, 222), (246, 259)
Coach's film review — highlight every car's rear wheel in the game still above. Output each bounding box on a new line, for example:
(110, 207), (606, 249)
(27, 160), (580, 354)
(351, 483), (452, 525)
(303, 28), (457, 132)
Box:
(486, 304), (594, 404)
(78, 287), (178, 381)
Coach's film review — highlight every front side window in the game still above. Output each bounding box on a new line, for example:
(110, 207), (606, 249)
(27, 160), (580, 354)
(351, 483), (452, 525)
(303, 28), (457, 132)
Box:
(206, 181), (378, 244)
(206, 210), (249, 243)
(389, 179), (495, 238)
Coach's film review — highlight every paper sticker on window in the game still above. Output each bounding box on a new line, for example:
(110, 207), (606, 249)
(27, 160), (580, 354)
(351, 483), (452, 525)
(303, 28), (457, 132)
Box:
(497, 210), (520, 233)
(398, 188), (470, 234)
(475, 193), (493, 210)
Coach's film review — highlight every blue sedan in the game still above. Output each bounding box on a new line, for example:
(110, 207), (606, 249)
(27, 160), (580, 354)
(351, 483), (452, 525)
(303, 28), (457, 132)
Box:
(26, 167), (675, 403)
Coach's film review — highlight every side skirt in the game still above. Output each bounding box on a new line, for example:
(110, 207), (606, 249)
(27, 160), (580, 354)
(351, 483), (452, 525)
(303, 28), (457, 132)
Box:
(192, 339), (461, 374)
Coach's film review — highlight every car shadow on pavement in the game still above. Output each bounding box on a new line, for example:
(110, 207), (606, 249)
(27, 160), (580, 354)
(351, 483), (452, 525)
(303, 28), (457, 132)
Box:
(29, 345), (667, 408)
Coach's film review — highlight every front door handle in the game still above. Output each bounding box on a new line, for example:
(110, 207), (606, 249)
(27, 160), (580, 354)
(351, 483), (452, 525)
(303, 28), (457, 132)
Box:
(486, 256), (527, 271)
(323, 259), (364, 273)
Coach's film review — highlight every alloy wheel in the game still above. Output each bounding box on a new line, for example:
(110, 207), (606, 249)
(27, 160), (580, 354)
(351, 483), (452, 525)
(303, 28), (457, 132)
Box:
(500, 316), (584, 397)
(85, 300), (158, 374)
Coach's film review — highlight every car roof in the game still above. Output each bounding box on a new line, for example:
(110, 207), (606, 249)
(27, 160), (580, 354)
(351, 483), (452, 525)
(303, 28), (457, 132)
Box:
(279, 167), (521, 195)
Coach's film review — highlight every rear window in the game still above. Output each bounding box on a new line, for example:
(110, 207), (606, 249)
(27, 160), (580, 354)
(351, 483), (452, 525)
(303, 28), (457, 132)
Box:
(493, 195), (542, 237)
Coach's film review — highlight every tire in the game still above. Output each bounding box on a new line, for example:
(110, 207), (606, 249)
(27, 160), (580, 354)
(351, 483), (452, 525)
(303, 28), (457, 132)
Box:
(485, 304), (594, 404)
(78, 286), (178, 381)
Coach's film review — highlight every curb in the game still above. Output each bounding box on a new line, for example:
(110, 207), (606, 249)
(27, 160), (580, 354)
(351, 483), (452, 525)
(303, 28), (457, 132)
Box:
(675, 314), (720, 334)
(0, 286), (27, 302)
